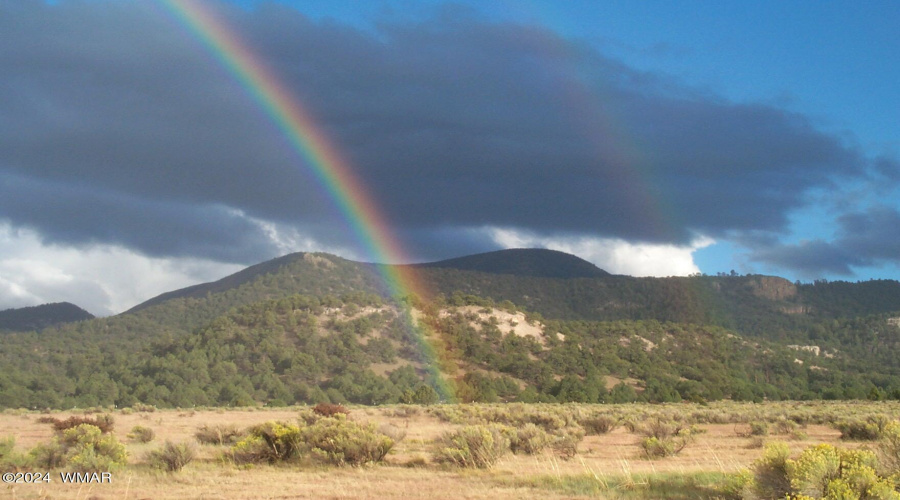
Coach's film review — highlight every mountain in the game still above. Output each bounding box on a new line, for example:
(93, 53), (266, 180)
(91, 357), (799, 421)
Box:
(0, 302), (94, 332)
(1, 248), (899, 409)
(413, 248), (610, 279)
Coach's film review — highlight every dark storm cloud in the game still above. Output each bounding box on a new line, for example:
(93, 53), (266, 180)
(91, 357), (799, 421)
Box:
(0, 1), (881, 264)
(750, 206), (900, 276)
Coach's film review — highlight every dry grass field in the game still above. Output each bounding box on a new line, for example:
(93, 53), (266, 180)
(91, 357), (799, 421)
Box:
(2, 401), (898, 499)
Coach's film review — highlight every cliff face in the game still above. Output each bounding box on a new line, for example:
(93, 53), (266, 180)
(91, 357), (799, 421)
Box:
(750, 276), (797, 301)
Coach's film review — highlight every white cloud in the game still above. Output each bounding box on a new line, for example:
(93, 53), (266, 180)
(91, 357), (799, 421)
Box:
(0, 223), (243, 316)
(487, 227), (714, 277)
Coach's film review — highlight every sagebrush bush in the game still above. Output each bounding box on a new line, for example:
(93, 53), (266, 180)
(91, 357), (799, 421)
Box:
(834, 415), (890, 441)
(64, 424), (128, 472)
(128, 425), (155, 443)
(552, 425), (586, 459)
(302, 416), (394, 466)
(146, 441), (196, 472)
(29, 441), (67, 469)
(195, 424), (243, 445)
(750, 442), (792, 500)
(30, 424), (128, 472)
(749, 421), (768, 436)
(434, 424), (511, 469)
(748, 441), (899, 500)
(0, 436), (30, 472)
(230, 422), (303, 464)
(876, 421), (900, 478)
(579, 414), (619, 435)
(509, 423), (551, 455)
(772, 418), (799, 435)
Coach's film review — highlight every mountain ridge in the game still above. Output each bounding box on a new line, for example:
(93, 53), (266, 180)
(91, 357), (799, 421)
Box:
(0, 302), (94, 332)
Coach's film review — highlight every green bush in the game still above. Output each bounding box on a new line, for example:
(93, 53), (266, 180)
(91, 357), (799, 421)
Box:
(230, 422), (303, 464)
(786, 444), (842, 498)
(434, 424), (511, 469)
(640, 437), (675, 459)
(28, 441), (67, 469)
(509, 423), (551, 455)
(146, 441), (196, 472)
(128, 425), (155, 443)
(748, 441), (899, 500)
(749, 421), (769, 437)
(301, 416), (394, 466)
(750, 442), (792, 500)
(31, 424), (129, 472)
(0, 437), (30, 472)
(876, 421), (900, 478)
(834, 416), (890, 441)
(64, 424), (128, 472)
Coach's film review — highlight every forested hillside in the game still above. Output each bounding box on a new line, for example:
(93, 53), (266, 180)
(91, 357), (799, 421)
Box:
(1, 249), (900, 409)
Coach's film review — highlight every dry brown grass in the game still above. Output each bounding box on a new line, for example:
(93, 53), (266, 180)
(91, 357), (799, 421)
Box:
(1, 401), (894, 499)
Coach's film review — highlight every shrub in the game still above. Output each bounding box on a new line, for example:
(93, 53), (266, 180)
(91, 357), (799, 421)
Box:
(509, 424), (551, 455)
(876, 421), (900, 477)
(313, 403), (350, 418)
(641, 416), (677, 440)
(749, 421), (769, 436)
(834, 416), (890, 441)
(552, 425), (586, 460)
(640, 437), (674, 459)
(750, 442), (791, 500)
(579, 414), (619, 435)
(32, 424), (128, 472)
(128, 425), (155, 443)
(0, 437), (30, 472)
(63, 424), (128, 472)
(48, 414), (115, 434)
(434, 425), (511, 469)
(786, 444), (842, 498)
(146, 441), (196, 472)
(195, 424), (243, 445)
(29, 441), (67, 469)
(749, 441), (899, 500)
(302, 416), (394, 466)
(772, 418), (799, 435)
(747, 436), (766, 449)
(230, 422), (303, 464)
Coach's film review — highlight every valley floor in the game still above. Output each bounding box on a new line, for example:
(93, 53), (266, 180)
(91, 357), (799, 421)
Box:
(2, 401), (897, 499)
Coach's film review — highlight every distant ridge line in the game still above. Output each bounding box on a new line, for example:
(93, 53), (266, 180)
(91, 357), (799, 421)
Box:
(412, 248), (610, 279)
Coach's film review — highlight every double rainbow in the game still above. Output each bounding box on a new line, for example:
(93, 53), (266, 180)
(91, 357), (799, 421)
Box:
(160, 0), (453, 400)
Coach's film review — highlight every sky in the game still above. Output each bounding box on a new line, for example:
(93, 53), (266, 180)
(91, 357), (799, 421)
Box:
(1, 0), (899, 316)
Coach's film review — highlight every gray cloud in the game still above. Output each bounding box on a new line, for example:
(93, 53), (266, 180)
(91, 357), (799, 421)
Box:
(0, 1), (886, 267)
(750, 206), (900, 277)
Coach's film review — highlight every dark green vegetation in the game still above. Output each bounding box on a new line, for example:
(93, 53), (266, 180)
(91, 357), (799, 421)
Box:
(0, 302), (94, 332)
(1, 250), (900, 409)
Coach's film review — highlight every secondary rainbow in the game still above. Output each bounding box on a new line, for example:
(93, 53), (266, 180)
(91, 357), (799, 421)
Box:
(159, 0), (453, 399)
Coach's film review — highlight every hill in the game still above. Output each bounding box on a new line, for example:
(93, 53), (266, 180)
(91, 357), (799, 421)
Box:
(413, 248), (610, 278)
(0, 302), (94, 332)
(1, 248), (900, 409)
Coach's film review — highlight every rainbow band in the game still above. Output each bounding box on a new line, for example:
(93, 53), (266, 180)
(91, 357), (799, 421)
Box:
(159, 0), (453, 400)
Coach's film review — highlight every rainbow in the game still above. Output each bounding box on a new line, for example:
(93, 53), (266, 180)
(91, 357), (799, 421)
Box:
(158, 0), (454, 400)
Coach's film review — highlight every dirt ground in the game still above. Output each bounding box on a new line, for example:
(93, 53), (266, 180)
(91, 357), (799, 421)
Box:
(0, 404), (877, 499)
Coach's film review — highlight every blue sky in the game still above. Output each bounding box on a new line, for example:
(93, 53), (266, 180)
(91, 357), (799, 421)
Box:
(1, 0), (899, 314)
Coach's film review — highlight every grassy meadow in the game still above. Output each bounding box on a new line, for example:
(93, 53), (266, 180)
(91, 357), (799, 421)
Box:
(2, 401), (900, 499)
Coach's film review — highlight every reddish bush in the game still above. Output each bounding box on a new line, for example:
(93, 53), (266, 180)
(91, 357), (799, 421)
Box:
(312, 403), (350, 418)
(48, 415), (115, 434)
